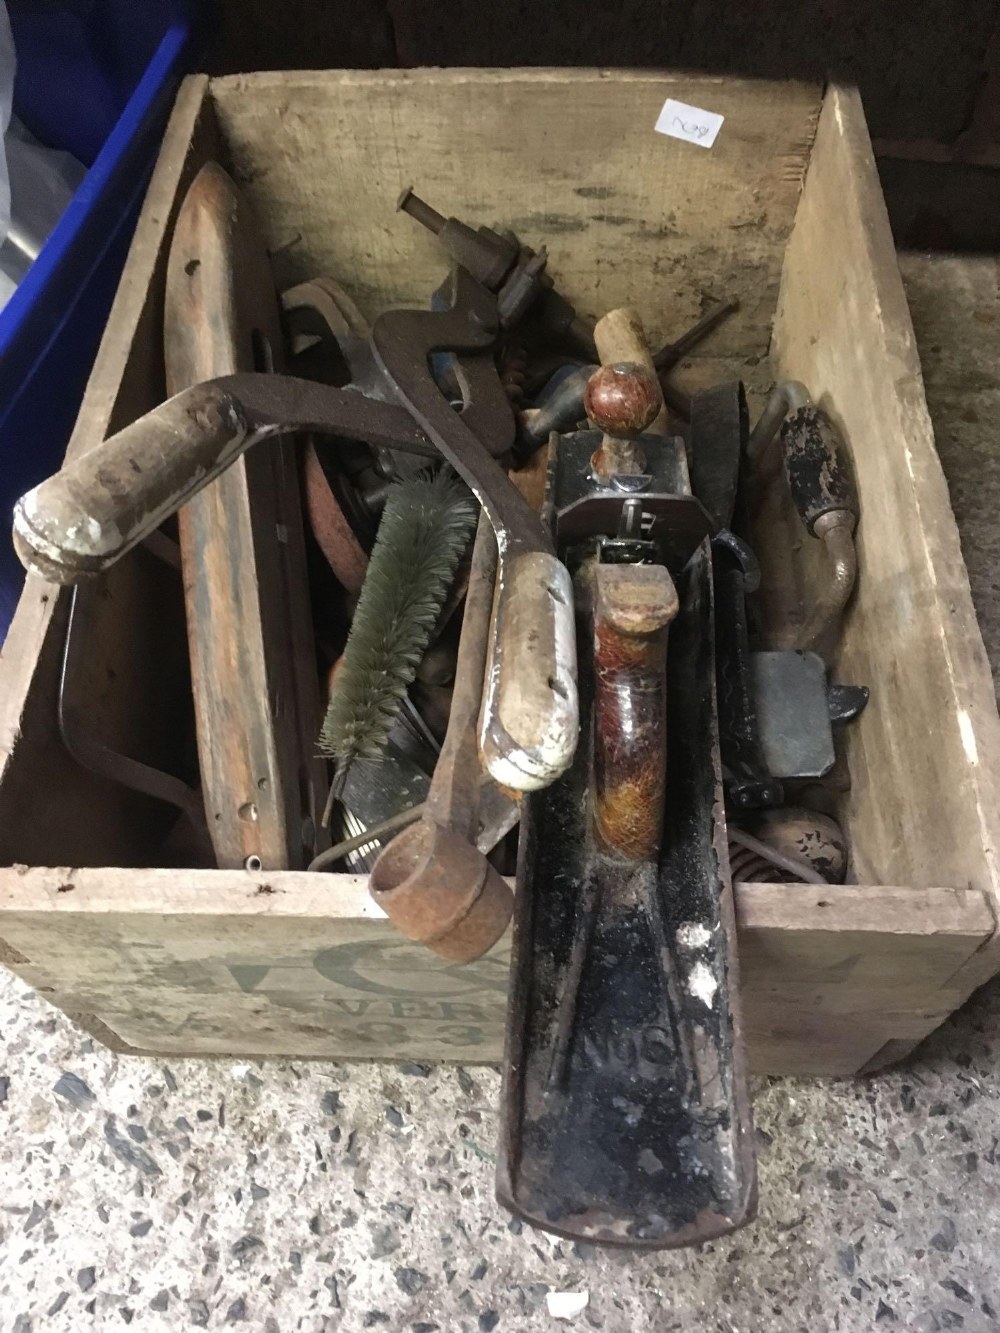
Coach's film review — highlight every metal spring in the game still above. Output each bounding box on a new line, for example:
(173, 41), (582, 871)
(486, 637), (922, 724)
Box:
(499, 344), (529, 407)
(729, 840), (798, 884)
(728, 827), (825, 885)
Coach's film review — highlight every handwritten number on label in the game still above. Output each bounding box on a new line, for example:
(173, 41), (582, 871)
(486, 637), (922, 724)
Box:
(674, 117), (711, 140)
(655, 97), (725, 148)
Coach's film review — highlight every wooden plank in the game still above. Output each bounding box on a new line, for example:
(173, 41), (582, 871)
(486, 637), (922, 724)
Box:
(208, 69), (820, 361)
(164, 163), (327, 869)
(0, 869), (989, 1072)
(0, 78), (218, 870)
(771, 86), (1000, 993)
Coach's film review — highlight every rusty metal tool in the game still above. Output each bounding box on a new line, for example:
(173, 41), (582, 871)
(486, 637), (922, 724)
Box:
(371, 265), (578, 793)
(13, 301), (516, 586)
(397, 187), (519, 291)
(368, 513), (515, 962)
(651, 297), (739, 372)
(282, 276), (372, 598)
(497, 308), (755, 1249)
(162, 161), (326, 871)
(12, 257), (574, 793)
(397, 188), (596, 353)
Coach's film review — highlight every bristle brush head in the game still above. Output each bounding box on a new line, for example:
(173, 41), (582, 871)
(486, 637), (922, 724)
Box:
(319, 471), (477, 778)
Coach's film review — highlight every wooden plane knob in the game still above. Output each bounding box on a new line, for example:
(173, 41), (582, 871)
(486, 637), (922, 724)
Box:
(584, 361), (662, 438)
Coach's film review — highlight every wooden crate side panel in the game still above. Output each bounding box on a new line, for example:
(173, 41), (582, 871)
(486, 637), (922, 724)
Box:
(0, 555), (196, 870)
(0, 870), (990, 1072)
(0, 871), (510, 1064)
(0, 78), (219, 870)
(772, 85), (1000, 953)
(208, 69), (820, 360)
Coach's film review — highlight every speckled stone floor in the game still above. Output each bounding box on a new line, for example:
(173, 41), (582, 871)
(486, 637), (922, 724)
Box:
(1, 252), (999, 1333)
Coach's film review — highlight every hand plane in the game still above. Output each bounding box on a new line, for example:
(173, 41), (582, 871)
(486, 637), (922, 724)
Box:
(497, 309), (757, 1248)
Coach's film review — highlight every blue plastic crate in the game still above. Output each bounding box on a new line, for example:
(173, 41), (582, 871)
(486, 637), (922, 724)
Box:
(0, 1), (207, 640)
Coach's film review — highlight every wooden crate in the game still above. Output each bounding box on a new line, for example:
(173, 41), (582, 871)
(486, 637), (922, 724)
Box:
(1, 71), (998, 1077)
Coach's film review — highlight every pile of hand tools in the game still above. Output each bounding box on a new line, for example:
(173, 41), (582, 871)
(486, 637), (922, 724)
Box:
(14, 168), (869, 1249)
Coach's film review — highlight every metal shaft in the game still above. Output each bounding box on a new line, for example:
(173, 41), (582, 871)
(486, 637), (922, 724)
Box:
(424, 514), (499, 834)
(653, 298), (739, 371)
(396, 186), (446, 234)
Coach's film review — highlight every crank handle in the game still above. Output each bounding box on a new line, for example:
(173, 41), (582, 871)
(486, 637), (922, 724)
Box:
(479, 550), (579, 792)
(14, 384), (250, 583)
(12, 375), (443, 585)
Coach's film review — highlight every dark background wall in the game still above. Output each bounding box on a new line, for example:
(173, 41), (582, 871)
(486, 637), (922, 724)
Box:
(214, 0), (1000, 249)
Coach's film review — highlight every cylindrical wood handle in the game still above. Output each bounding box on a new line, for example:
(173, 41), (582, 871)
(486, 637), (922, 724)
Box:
(13, 385), (250, 583)
(479, 550), (578, 791)
(592, 562), (679, 860)
(594, 307), (657, 371)
(592, 307), (668, 439)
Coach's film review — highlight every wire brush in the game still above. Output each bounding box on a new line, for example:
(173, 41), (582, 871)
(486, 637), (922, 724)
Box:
(318, 469), (477, 819)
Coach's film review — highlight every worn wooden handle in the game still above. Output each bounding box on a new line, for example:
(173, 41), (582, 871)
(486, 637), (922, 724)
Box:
(594, 307), (658, 372)
(13, 385), (250, 583)
(479, 550), (578, 791)
(592, 563), (678, 859)
(592, 307), (668, 440)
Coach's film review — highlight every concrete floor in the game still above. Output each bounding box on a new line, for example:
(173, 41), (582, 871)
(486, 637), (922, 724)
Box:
(2, 251), (999, 1332)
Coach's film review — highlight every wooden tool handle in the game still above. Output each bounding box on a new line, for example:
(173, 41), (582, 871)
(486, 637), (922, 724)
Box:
(479, 550), (578, 791)
(592, 563), (679, 859)
(592, 307), (668, 439)
(594, 307), (658, 372)
(13, 385), (250, 583)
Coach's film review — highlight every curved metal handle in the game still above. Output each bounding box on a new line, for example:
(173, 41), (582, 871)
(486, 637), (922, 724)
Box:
(372, 270), (579, 792)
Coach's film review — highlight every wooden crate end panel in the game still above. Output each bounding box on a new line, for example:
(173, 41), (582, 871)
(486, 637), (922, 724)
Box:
(0, 871), (992, 1075)
(208, 68), (820, 360)
(0, 77), (220, 872)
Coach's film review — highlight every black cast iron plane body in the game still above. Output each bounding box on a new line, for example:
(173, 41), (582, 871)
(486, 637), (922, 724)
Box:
(497, 427), (757, 1248)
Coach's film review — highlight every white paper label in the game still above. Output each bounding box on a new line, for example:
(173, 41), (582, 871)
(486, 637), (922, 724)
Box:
(654, 97), (724, 148)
